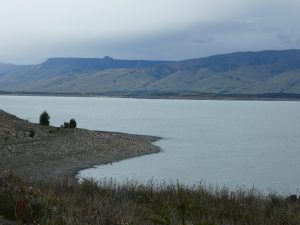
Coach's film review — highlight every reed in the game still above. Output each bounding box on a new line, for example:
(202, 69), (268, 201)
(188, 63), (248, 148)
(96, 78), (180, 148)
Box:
(0, 174), (299, 225)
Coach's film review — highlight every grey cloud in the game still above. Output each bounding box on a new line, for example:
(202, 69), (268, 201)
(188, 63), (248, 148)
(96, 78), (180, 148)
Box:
(191, 37), (214, 44)
(277, 33), (300, 45)
(0, 0), (299, 64)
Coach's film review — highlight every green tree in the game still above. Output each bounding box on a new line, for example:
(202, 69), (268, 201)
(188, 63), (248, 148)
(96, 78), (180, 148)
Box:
(69, 119), (77, 128)
(39, 111), (50, 126)
(62, 122), (69, 128)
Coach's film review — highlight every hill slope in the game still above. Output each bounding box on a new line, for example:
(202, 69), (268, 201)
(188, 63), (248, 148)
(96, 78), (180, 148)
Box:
(0, 50), (300, 95)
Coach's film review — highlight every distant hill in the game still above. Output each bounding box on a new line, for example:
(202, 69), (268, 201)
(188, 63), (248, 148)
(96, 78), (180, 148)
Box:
(0, 62), (22, 75)
(0, 50), (300, 96)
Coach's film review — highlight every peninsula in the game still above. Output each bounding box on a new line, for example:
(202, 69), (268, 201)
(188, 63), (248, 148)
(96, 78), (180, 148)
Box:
(0, 109), (160, 181)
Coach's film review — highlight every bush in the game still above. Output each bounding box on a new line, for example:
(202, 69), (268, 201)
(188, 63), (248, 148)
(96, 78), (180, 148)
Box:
(62, 122), (69, 128)
(29, 129), (35, 138)
(61, 119), (76, 129)
(69, 119), (77, 128)
(39, 111), (50, 126)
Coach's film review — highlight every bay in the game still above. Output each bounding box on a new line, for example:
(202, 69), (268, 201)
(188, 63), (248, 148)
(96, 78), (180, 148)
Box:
(1, 95), (300, 194)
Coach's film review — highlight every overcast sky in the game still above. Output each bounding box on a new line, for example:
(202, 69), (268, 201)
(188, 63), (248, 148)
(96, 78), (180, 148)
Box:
(0, 0), (300, 64)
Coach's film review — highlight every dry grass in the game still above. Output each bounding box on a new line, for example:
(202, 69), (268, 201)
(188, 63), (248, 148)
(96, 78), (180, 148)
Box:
(1, 174), (300, 225)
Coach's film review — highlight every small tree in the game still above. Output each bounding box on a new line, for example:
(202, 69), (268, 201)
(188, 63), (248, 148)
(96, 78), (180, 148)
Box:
(63, 122), (69, 128)
(69, 119), (77, 128)
(39, 111), (50, 126)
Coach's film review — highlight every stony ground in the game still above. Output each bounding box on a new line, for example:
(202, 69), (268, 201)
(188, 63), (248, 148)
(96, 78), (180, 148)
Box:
(0, 109), (160, 182)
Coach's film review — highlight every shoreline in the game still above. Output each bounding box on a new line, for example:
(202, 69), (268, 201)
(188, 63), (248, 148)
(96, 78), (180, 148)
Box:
(1, 92), (300, 101)
(72, 142), (162, 182)
(71, 133), (162, 181)
(0, 109), (162, 182)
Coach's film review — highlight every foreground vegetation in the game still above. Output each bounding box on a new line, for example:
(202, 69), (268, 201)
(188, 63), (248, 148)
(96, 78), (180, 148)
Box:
(1, 175), (300, 225)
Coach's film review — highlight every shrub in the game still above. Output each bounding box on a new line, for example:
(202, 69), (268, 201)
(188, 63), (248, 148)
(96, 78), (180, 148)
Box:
(62, 122), (69, 128)
(39, 111), (50, 126)
(29, 129), (35, 138)
(62, 119), (77, 128)
(69, 119), (77, 128)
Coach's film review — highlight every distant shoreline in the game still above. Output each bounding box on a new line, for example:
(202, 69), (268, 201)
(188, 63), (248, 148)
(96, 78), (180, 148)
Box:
(1, 91), (300, 101)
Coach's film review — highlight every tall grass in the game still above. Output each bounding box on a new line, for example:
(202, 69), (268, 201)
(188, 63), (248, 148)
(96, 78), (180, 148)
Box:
(0, 174), (299, 225)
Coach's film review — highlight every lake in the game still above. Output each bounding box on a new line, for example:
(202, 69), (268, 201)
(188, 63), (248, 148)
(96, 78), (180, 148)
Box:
(1, 95), (300, 194)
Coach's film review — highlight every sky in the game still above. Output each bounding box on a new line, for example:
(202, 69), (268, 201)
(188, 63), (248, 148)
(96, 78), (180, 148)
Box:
(0, 0), (300, 64)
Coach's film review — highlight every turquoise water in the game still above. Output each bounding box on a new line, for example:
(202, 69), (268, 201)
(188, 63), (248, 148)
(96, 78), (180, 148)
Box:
(1, 95), (300, 193)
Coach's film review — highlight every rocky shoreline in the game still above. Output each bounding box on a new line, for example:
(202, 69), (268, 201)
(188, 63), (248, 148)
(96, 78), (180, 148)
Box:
(0, 109), (161, 182)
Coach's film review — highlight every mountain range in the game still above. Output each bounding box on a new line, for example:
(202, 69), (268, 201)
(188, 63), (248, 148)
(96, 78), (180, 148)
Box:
(1, 49), (300, 97)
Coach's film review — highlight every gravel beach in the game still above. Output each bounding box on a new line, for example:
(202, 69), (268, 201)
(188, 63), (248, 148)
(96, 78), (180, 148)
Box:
(0, 109), (160, 181)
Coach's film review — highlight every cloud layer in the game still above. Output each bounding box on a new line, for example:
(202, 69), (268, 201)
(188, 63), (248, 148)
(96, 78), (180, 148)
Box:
(0, 0), (299, 63)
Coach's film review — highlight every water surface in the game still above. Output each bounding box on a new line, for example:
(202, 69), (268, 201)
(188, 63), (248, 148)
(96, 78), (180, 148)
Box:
(1, 95), (300, 193)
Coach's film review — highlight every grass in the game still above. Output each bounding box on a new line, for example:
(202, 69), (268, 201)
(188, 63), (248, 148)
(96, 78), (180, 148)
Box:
(0, 174), (300, 225)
